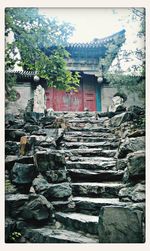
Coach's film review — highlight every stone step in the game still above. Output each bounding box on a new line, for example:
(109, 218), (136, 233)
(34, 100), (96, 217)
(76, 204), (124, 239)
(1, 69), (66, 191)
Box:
(59, 148), (117, 157)
(63, 136), (116, 143)
(61, 141), (119, 150)
(68, 169), (124, 182)
(72, 182), (124, 198)
(69, 126), (111, 133)
(25, 226), (98, 243)
(55, 212), (99, 235)
(72, 197), (129, 215)
(65, 131), (114, 138)
(66, 159), (116, 170)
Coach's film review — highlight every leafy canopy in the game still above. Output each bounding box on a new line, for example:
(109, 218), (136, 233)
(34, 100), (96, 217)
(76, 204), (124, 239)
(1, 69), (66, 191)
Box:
(5, 8), (80, 96)
(101, 8), (145, 100)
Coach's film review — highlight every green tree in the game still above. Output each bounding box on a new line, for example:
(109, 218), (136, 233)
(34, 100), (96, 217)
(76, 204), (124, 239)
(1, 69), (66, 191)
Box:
(101, 8), (145, 100)
(5, 8), (80, 100)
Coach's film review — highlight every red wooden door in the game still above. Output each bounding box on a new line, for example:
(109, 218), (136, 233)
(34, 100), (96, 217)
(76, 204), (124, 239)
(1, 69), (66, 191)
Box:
(45, 85), (83, 111)
(83, 75), (96, 111)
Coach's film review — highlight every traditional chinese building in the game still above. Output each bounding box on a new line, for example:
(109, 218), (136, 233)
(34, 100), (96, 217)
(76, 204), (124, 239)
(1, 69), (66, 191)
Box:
(7, 29), (138, 113)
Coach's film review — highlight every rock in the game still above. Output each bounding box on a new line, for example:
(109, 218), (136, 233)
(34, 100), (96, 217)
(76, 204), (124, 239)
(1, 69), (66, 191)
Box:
(43, 182), (72, 201)
(98, 206), (143, 243)
(11, 163), (38, 185)
(5, 155), (34, 170)
(5, 141), (19, 155)
(116, 158), (127, 170)
(128, 105), (145, 116)
(5, 113), (15, 125)
(24, 123), (39, 133)
(117, 137), (145, 158)
(32, 176), (50, 193)
(5, 194), (29, 218)
(22, 194), (54, 222)
(33, 85), (45, 113)
(45, 170), (67, 183)
(5, 155), (18, 170)
(128, 129), (145, 138)
(124, 151), (145, 181)
(32, 177), (72, 201)
(5, 129), (26, 141)
(35, 151), (66, 172)
(25, 227), (98, 243)
(109, 112), (133, 127)
(119, 183), (145, 202)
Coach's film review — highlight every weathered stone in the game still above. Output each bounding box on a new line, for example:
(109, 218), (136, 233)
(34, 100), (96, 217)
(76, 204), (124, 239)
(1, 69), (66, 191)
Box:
(43, 183), (72, 200)
(109, 112), (133, 127)
(5, 129), (26, 141)
(128, 129), (145, 138)
(22, 194), (54, 222)
(73, 197), (127, 216)
(98, 206), (143, 243)
(24, 123), (39, 133)
(11, 163), (38, 185)
(68, 169), (124, 182)
(35, 151), (66, 172)
(72, 182), (123, 198)
(5, 155), (34, 170)
(45, 170), (67, 183)
(119, 183), (145, 202)
(5, 194), (29, 217)
(55, 212), (98, 235)
(33, 85), (45, 113)
(32, 176), (51, 193)
(124, 151), (145, 181)
(5, 141), (19, 155)
(108, 94), (126, 113)
(66, 158), (116, 170)
(128, 105), (145, 116)
(32, 177), (72, 200)
(25, 227), (98, 243)
(117, 137), (145, 158)
(116, 158), (127, 170)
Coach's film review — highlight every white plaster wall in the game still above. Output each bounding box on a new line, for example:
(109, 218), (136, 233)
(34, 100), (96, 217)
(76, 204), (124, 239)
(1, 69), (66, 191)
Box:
(6, 83), (33, 115)
(101, 85), (145, 112)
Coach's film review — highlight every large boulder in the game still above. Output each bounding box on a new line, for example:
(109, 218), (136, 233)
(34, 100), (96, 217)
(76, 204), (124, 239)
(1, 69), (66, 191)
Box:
(119, 183), (145, 202)
(22, 194), (54, 222)
(5, 194), (29, 218)
(45, 170), (67, 183)
(98, 206), (143, 243)
(34, 151), (66, 172)
(109, 112), (133, 127)
(117, 136), (145, 158)
(123, 151), (145, 182)
(5, 141), (20, 155)
(32, 176), (72, 201)
(11, 163), (38, 185)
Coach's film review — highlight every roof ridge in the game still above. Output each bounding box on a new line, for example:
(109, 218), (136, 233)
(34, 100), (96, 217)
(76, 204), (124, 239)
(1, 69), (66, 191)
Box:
(67, 29), (126, 47)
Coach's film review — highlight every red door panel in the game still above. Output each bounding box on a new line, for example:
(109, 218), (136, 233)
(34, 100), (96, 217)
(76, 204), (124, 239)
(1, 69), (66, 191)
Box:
(45, 85), (83, 111)
(83, 76), (96, 111)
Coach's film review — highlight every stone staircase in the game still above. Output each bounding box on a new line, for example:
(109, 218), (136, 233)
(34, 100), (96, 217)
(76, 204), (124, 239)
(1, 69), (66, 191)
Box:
(6, 111), (144, 243)
(42, 112), (127, 242)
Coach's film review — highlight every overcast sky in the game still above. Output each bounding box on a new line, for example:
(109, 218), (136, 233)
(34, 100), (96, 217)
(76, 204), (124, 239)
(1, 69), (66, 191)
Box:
(39, 8), (144, 72)
(39, 8), (143, 46)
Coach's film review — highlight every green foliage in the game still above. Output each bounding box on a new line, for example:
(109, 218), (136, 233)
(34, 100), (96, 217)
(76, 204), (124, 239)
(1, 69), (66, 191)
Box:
(102, 8), (145, 100)
(5, 178), (16, 194)
(5, 8), (79, 92)
(8, 231), (22, 243)
(5, 73), (18, 101)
